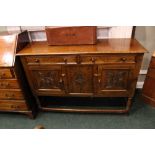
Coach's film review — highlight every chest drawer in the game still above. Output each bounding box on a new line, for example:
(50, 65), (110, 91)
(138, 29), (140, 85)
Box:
(0, 90), (24, 100)
(25, 55), (77, 65)
(0, 68), (14, 79)
(146, 68), (155, 79)
(0, 100), (28, 111)
(0, 79), (20, 89)
(81, 55), (136, 64)
(149, 57), (155, 68)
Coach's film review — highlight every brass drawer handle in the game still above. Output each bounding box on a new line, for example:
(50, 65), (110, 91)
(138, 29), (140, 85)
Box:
(94, 74), (101, 77)
(5, 93), (15, 99)
(76, 55), (82, 64)
(11, 105), (20, 109)
(120, 57), (127, 62)
(0, 73), (5, 78)
(5, 82), (9, 87)
(0, 82), (9, 88)
(91, 57), (96, 63)
(63, 58), (67, 64)
(34, 59), (40, 63)
(61, 73), (66, 77)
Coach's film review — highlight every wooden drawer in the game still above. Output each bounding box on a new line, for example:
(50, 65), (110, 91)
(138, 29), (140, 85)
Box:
(25, 54), (136, 65)
(0, 79), (20, 89)
(0, 89), (24, 100)
(147, 68), (155, 79)
(0, 100), (28, 111)
(25, 55), (77, 65)
(149, 57), (155, 68)
(81, 55), (136, 64)
(0, 68), (14, 79)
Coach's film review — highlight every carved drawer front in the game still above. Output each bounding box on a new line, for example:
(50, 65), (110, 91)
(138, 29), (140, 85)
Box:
(95, 65), (134, 97)
(0, 68), (14, 79)
(0, 100), (28, 111)
(0, 90), (24, 100)
(0, 79), (20, 89)
(65, 65), (95, 95)
(28, 65), (67, 95)
(25, 55), (77, 65)
(81, 55), (135, 64)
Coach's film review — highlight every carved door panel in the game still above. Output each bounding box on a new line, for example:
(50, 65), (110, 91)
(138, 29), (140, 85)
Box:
(65, 65), (96, 96)
(96, 65), (134, 96)
(28, 65), (66, 95)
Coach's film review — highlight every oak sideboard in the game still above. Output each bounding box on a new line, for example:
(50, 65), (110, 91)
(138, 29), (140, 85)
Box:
(17, 38), (146, 114)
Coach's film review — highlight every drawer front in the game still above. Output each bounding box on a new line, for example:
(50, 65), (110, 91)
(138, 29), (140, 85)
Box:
(0, 79), (20, 89)
(24, 54), (136, 65)
(0, 90), (24, 100)
(0, 100), (28, 111)
(0, 68), (14, 79)
(147, 68), (155, 79)
(81, 55), (136, 64)
(150, 57), (155, 68)
(25, 56), (76, 65)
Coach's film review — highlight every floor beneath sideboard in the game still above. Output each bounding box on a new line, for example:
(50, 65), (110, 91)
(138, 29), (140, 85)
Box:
(0, 89), (155, 129)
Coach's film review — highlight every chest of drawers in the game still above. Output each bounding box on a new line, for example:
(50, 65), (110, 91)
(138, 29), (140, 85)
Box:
(17, 39), (146, 113)
(0, 31), (37, 118)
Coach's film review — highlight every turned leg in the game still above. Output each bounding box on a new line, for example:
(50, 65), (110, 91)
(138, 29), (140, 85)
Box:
(126, 97), (132, 113)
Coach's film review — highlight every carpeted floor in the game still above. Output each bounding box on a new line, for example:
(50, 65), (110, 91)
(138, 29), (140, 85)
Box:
(0, 90), (155, 129)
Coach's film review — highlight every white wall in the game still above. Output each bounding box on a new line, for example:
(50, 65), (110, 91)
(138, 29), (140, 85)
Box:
(6, 26), (133, 41)
(0, 26), (7, 32)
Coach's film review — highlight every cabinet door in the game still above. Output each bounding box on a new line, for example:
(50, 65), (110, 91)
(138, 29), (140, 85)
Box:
(28, 65), (66, 95)
(96, 65), (134, 97)
(65, 65), (96, 96)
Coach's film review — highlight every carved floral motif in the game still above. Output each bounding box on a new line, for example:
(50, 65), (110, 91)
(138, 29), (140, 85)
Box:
(37, 71), (59, 89)
(105, 71), (128, 88)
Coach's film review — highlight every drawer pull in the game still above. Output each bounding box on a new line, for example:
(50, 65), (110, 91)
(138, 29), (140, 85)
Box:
(34, 59), (40, 63)
(0, 82), (9, 88)
(5, 82), (9, 86)
(11, 105), (20, 109)
(0, 73), (5, 78)
(76, 55), (82, 64)
(61, 73), (66, 77)
(94, 74), (101, 77)
(120, 57), (127, 62)
(63, 58), (67, 64)
(59, 78), (63, 83)
(5, 93), (15, 99)
(91, 57), (96, 63)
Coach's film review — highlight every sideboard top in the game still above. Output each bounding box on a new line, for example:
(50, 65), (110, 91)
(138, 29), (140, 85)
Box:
(16, 39), (147, 56)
